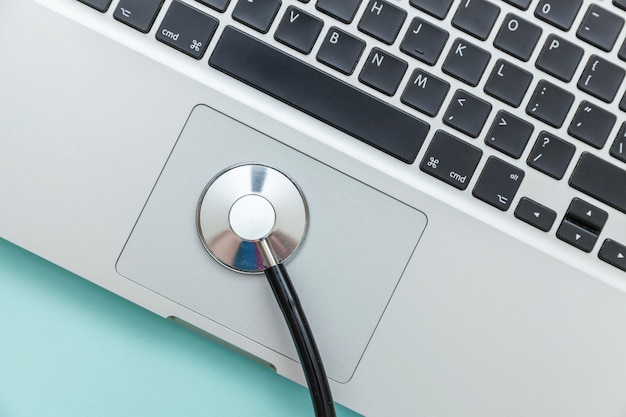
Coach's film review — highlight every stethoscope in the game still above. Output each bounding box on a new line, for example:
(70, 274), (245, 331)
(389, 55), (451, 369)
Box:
(196, 164), (336, 417)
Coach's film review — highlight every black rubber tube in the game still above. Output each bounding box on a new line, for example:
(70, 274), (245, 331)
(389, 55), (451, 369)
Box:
(264, 263), (336, 417)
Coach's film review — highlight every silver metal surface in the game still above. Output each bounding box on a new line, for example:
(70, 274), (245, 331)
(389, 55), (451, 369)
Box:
(197, 164), (308, 273)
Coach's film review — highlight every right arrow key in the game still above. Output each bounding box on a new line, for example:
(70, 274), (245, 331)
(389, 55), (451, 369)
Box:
(599, 239), (626, 272)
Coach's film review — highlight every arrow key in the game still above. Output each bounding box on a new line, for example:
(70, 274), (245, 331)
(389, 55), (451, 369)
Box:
(515, 197), (557, 232)
(599, 239), (626, 272)
(565, 198), (608, 232)
(557, 218), (598, 252)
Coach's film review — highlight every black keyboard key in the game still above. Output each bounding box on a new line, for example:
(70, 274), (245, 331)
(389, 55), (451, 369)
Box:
(316, 27), (365, 75)
(442, 39), (491, 86)
(610, 122), (626, 163)
(78, 0), (112, 12)
(557, 219), (599, 253)
(232, 0), (281, 33)
(316, 0), (361, 23)
(473, 156), (524, 211)
(577, 5), (624, 52)
(484, 59), (533, 107)
(444, 90), (491, 138)
(401, 69), (450, 117)
(358, 0), (407, 45)
(210, 27), (429, 163)
(621, 92), (626, 112)
(615, 0), (626, 11)
(535, 0), (582, 31)
(515, 198), (557, 232)
(419, 130), (482, 190)
(485, 110), (534, 159)
(156, 1), (218, 59)
(503, 0), (531, 10)
(570, 152), (626, 214)
(494, 14), (542, 61)
(566, 198), (608, 232)
(578, 55), (625, 103)
(275, 7), (323, 54)
(535, 35), (584, 82)
(619, 38), (626, 62)
(114, 0), (164, 33)
(409, 0), (454, 19)
(599, 239), (626, 272)
(527, 132), (575, 179)
(568, 101), (616, 149)
(400, 17), (449, 66)
(196, 0), (230, 12)
(359, 49), (407, 96)
(526, 80), (574, 128)
(452, 0), (500, 40)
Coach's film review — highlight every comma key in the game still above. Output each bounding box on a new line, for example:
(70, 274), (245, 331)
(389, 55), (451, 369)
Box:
(419, 131), (482, 191)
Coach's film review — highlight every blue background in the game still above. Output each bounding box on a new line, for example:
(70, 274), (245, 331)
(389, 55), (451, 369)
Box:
(0, 238), (362, 417)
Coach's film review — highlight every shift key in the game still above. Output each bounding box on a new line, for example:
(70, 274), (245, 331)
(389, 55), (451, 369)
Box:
(570, 152), (626, 214)
(420, 130), (482, 190)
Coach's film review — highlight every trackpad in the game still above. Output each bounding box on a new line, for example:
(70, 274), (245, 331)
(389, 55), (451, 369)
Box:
(117, 105), (427, 382)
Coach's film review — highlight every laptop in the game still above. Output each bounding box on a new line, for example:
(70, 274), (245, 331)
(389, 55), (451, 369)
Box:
(3, 0), (626, 415)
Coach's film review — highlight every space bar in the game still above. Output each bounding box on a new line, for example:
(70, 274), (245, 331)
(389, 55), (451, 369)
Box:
(209, 26), (429, 164)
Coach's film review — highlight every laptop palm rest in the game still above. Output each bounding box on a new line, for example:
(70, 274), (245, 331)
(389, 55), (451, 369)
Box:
(117, 105), (427, 383)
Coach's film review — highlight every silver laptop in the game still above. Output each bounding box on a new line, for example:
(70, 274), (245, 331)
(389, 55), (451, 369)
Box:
(3, 0), (626, 415)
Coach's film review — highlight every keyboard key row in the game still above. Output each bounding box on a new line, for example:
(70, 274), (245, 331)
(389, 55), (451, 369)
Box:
(420, 131), (525, 211)
(102, 0), (626, 171)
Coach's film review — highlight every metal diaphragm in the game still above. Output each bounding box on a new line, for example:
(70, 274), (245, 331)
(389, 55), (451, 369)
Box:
(196, 164), (309, 273)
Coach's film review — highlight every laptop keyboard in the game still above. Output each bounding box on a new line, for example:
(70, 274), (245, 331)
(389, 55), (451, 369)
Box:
(76, 0), (626, 273)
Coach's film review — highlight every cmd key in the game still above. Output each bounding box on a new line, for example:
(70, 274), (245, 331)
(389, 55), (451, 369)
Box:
(209, 27), (429, 163)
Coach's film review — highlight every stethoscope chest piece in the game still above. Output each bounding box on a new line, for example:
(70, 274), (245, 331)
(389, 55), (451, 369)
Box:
(196, 164), (308, 273)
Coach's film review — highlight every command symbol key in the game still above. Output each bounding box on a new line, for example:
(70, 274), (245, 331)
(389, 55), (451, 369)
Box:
(420, 130), (482, 190)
